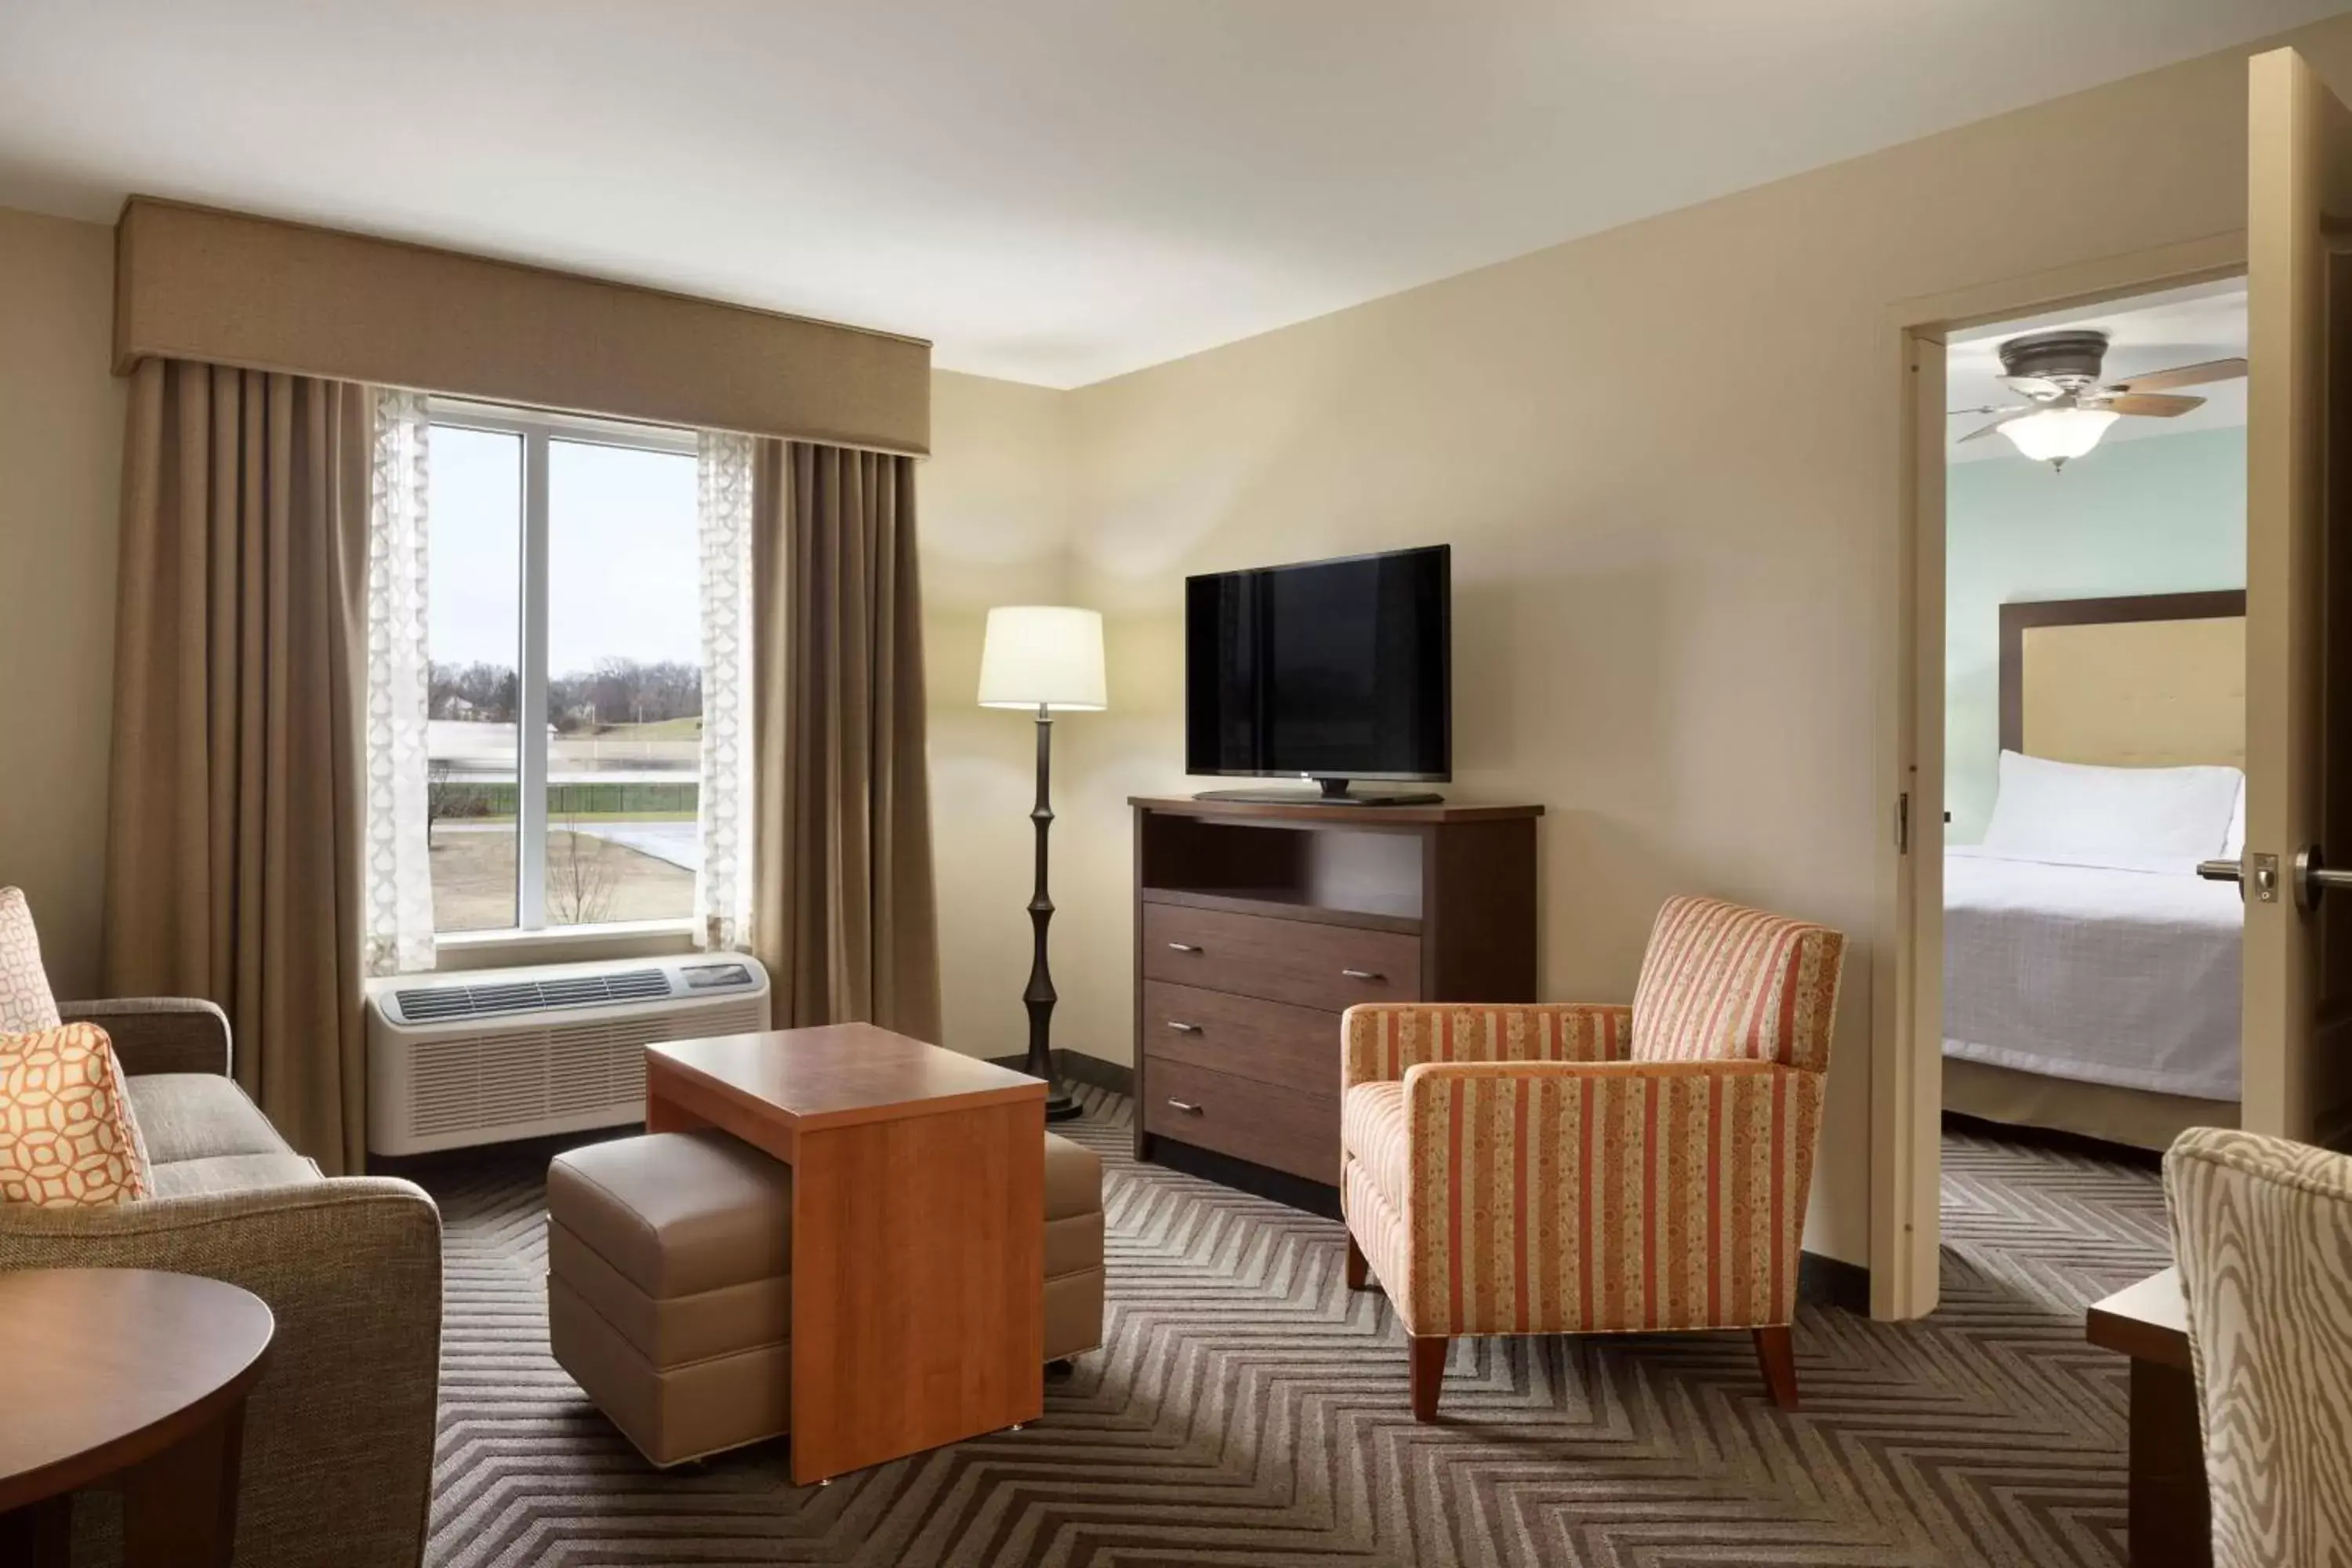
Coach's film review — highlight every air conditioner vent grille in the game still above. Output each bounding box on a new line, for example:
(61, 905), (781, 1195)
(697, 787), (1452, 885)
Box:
(368, 956), (771, 1156)
(396, 996), (762, 1142)
(391, 968), (674, 1024)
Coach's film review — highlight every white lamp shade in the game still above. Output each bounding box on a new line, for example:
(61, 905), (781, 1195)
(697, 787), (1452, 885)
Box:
(2000, 407), (2118, 464)
(978, 605), (1107, 711)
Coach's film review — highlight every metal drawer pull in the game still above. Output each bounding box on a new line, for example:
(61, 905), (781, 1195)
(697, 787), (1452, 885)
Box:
(1341, 968), (1386, 982)
(1166, 1098), (1204, 1114)
(1166, 942), (1203, 953)
(1166, 1020), (1202, 1033)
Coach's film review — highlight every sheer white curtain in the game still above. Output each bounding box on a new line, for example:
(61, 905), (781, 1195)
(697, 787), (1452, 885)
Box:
(695, 431), (756, 950)
(362, 389), (437, 975)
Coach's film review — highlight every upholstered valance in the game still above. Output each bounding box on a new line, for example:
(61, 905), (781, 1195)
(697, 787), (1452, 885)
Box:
(113, 198), (931, 456)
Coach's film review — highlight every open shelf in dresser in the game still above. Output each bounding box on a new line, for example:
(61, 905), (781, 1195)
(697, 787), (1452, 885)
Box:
(1130, 795), (1543, 1196)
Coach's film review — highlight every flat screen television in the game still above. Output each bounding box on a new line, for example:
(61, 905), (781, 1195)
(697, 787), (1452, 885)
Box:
(1185, 544), (1450, 804)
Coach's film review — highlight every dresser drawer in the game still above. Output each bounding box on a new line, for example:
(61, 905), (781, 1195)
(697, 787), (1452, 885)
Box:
(1143, 1058), (1339, 1185)
(1142, 903), (1421, 1014)
(1142, 982), (1341, 1099)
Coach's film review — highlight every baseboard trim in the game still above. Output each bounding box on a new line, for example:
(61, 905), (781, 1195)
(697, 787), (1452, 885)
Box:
(1054, 1051), (1133, 1096)
(1942, 1107), (2164, 1170)
(1798, 1250), (1870, 1315)
(365, 1123), (635, 1178)
(987, 1050), (1134, 1098)
(1142, 1136), (1342, 1220)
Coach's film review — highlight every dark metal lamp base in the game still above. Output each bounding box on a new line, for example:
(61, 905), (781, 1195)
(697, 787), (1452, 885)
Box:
(1018, 706), (1087, 1127)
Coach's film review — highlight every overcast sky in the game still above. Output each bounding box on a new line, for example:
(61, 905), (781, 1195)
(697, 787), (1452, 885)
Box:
(429, 426), (701, 675)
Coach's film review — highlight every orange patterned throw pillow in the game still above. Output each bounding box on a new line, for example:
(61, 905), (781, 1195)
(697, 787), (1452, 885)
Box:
(0, 887), (62, 1033)
(0, 1022), (150, 1205)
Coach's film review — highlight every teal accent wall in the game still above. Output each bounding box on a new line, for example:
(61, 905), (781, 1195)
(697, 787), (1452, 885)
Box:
(1944, 426), (2244, 842)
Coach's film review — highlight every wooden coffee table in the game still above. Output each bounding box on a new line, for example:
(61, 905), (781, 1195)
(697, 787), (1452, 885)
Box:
(2086, 1266), (2209, 1568)
(0, 1268), (274, 1568)
(645, 1023), (1047, 1484)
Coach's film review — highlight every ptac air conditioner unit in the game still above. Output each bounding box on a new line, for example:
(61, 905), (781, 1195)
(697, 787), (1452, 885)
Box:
(365, 954), (769, 1155)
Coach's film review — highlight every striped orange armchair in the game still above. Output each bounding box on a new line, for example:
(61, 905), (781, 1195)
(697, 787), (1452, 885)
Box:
(1339, 895), (1846, 1420)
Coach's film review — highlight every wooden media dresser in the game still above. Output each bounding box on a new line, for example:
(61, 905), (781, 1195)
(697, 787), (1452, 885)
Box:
(1130, 796), (1542, 1194)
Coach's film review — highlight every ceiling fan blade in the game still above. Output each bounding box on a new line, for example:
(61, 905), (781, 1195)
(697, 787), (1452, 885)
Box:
(2107, 357), (2247, 394)
(1957, 418), (2016, 444)
(2103, 392), (2205, 418)
(1947, 403), (2030, 417)
(2002, 375), (2064, 398)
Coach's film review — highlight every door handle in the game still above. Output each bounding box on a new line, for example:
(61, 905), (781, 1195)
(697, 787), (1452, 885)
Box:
(2296, 846), (2352, 910)
(1165, 1098), (1203, 1115)
(1166, 1020), (1202, 1033)
(1166, 942), (1202, 953)
(1340, 968), (1385, 982)
(2201, 853), (2285, 904)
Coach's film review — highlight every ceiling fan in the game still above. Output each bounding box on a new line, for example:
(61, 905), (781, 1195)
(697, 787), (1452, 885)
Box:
(1948, 328), (2246, 470)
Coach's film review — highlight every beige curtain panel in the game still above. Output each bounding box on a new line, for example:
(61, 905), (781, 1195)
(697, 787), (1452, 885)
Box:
(102, 358), (371, 1173)
(750, 441), (942, 1040)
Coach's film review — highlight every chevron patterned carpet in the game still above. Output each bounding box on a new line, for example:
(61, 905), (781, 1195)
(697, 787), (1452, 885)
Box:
(423, 1089), (2170, 1568)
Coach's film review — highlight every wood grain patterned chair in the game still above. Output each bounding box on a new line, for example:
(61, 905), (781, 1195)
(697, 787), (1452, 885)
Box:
(2165, 1127), (2352, 1567)
(1339, 895), (1846, 1420)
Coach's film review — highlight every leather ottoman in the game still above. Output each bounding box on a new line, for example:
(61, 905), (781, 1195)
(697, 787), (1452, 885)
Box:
(1043, 1132), (1106, 1364)
(548, 1127), (1106, 1468)
(546, 1131), (792, 1467)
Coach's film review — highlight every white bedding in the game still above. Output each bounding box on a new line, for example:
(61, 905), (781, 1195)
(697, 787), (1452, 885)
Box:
(1943, 844), (2242, 1101)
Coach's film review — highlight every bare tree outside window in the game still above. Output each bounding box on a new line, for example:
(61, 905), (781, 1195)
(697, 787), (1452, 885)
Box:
(426, 759), (456, 850)
(546, 811), (622, 927)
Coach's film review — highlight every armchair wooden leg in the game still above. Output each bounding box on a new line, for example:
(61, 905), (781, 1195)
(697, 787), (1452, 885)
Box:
(1345, 1236), (1370, 1291)
(1753, 1325), (1799, 1411)
(1409, 1334), (1448, 1421)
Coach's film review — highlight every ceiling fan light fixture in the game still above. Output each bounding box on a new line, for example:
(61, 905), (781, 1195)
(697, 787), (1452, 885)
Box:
(2000, 406), (2118, 468)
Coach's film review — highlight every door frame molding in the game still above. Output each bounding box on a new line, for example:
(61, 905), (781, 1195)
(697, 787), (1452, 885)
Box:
(1871, 231), (2247, 1320)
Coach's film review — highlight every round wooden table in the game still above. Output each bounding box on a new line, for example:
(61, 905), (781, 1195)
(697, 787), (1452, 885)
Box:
(0, 1269), (274, 1568)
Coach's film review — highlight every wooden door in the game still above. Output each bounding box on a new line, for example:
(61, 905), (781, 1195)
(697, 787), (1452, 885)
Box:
(2240, 46), (2352, 1146)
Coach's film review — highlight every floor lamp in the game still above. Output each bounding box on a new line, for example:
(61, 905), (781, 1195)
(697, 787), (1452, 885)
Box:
(978, 606), (1105, 1123)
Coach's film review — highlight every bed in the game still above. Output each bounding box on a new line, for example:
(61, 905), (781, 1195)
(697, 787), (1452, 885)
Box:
(1942, 591), (2246, 1150)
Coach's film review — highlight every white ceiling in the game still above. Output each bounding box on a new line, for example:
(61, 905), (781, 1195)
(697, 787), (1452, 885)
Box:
(1, 2), (2343, 388)
(1946, 279), (2249, 462)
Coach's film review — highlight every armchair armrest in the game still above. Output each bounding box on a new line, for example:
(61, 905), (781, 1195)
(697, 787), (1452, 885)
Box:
(56, 996), (231, 1076)
(1388, 1058), (1822, 1338)
(1342, 1003), (1631, 1090)
(0, 1178), (441, 1568)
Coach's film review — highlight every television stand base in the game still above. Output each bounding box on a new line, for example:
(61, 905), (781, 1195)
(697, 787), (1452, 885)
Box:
(1193, 783), (1446, 807)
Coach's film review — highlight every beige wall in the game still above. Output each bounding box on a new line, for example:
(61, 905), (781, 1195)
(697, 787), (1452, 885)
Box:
(0, 206), (123, 1000)
(1034, 21), (2352, 1267)
(920, 370), (1076, 1061)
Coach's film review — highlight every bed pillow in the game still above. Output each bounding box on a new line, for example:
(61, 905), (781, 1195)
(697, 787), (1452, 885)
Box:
(1979, 751), (2244, 863)
(2222, 779), (2247, 861)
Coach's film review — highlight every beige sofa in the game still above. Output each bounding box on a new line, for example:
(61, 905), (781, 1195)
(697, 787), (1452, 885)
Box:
(0, 997), (443, 1568)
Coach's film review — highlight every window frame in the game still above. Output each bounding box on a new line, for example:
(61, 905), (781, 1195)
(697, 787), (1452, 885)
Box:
(426, 397), (701, 938)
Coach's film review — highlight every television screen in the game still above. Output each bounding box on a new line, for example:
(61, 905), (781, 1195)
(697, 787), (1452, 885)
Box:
(1185, 545), (1450, 782)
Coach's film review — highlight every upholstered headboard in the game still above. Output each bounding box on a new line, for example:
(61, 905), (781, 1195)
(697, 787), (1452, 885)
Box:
(1998, 590), (2247, 769)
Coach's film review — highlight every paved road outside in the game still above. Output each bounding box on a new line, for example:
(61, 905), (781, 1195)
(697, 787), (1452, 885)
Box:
(437, 819), (699, 873)
(573, 821), (699, 872)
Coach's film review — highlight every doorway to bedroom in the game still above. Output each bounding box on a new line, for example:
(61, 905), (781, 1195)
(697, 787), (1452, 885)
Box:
(1935, 277), (2248, 1301)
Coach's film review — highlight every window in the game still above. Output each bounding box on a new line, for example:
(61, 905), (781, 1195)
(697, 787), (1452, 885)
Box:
(426, 402), (702, 934)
